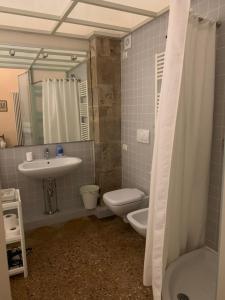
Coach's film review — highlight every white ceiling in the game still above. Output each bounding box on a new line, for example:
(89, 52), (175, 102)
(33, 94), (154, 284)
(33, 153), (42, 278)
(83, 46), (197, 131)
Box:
(102, 0), (169, 12)
(0, 0), (169, 39)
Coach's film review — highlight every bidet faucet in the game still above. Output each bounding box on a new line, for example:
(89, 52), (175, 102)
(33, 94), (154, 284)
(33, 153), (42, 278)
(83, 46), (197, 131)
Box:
(44, 148), (50, 159)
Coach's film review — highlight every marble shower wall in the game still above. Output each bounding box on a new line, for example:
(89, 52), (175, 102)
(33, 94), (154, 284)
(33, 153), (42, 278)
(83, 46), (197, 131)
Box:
(90, 36), (122, 196)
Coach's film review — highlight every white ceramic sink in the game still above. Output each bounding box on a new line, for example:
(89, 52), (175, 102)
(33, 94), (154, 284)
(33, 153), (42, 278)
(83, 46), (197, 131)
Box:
(18, 157), (82, 179)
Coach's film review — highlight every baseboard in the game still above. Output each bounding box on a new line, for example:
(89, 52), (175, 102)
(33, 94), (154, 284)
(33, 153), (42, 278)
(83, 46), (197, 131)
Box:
(24, 208), (92, 231)
(94, 206), (114, 219)
(24, 206), (114, 231)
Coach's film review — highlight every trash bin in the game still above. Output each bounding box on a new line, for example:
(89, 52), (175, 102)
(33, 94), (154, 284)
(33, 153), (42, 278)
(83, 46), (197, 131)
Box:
(80, 185), (99, 209)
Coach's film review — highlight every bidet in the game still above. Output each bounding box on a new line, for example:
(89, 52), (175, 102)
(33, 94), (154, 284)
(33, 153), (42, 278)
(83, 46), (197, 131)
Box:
(127, 208), (148, 237)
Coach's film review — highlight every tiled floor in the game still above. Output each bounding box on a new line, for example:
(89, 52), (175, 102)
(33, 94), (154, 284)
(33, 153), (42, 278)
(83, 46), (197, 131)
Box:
(10, 216), (153, 300)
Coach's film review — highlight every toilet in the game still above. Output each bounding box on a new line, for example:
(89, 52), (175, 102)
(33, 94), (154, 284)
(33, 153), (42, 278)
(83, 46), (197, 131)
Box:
(103, 188), (145, 218)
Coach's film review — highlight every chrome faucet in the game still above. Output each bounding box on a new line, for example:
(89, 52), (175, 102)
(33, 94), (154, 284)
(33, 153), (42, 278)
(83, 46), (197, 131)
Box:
(44, 148), (50, 159)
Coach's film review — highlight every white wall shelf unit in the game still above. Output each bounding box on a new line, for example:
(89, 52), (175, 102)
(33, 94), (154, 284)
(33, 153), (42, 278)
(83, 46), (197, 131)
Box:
(1, 189), (28, 278)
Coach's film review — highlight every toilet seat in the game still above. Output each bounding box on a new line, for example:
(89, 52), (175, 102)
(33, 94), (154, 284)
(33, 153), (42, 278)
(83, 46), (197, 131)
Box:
(103, 188), (145, 206)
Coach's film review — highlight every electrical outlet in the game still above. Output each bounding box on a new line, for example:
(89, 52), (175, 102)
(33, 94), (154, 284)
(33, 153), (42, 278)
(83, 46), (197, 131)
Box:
(122, 144), (128, 151)
(122, 51), (128, 59)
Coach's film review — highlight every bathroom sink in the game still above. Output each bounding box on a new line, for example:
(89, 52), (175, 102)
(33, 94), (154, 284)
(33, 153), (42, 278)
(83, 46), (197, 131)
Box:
(18, 157), (82, 179)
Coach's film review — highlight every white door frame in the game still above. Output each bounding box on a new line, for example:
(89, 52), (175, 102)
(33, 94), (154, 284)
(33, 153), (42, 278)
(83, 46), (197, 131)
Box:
(0, 203), (12, 300)
(217, 140), (225, 300)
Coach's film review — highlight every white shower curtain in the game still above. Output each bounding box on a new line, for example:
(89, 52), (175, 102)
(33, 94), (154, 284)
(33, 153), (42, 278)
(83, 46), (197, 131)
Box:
(42, 79), (81, 144)
(144, 1), (216, 299)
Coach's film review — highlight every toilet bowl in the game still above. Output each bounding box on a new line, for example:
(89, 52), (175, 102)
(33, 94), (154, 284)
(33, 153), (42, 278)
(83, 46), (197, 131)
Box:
(103, 188), (145, 218)
(127, 208), (148, 237)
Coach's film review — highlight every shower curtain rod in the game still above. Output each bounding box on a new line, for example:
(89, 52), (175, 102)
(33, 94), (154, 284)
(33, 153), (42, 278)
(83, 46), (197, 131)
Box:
(189, 9), (222, 27)
(197, 16), (222, 28)
(166, 16), (221, 39)
(33, 78), (81, 84)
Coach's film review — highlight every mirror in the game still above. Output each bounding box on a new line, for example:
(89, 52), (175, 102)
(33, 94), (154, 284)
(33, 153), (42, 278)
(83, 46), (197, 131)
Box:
(0, 44), (92, 148)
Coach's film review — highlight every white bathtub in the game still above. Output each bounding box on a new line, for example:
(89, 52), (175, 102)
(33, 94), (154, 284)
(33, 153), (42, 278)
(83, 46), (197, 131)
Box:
(162, 247), (218, 300)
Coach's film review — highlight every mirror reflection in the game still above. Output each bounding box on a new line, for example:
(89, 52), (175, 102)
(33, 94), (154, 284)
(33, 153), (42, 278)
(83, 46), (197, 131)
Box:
(0, 45), (91, 148)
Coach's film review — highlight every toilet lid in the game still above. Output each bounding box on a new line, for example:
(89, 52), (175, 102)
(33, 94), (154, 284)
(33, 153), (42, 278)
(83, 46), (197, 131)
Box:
(103, 188), (145, 206)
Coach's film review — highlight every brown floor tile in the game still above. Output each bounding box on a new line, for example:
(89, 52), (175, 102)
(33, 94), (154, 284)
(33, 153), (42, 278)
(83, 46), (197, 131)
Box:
(10, 216), (153, 300)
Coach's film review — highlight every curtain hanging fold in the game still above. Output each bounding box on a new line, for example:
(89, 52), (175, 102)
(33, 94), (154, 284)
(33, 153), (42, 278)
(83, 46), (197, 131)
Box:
(12, 92), (24, 146)
(143, 1), (216, 299)
(42, 79), (81, 144)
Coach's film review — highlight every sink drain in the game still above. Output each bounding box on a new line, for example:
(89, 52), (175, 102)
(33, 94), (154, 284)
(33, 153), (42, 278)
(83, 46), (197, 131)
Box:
(177, 293), (189, 300)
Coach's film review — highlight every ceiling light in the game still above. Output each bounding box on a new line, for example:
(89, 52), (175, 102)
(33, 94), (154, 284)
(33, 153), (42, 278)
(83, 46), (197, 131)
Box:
(41, 53), (48, 59)
(9, 49), (15, 57)
(71, 55), (77, 61)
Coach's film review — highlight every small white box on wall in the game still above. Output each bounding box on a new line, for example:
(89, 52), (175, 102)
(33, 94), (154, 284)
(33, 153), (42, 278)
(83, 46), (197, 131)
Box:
(122, 51), (128, 60)
(122, 144), (128, 151)
(137, 129), (150, 144)
(124, 34), (132, 50)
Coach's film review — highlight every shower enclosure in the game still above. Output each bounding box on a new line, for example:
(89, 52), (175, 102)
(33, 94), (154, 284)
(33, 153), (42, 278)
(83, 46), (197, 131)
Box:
(162, 247), (218, 299)
(143, 0), (225, 299)
(162, 135), (225, 300)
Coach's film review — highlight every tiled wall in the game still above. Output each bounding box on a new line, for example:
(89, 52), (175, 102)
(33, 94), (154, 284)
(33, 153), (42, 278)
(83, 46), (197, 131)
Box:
(121, 14), (168, 194)
(121, 0), (225, 250)
(191, 0), (225, 250)
(0, 141), (95, 229)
